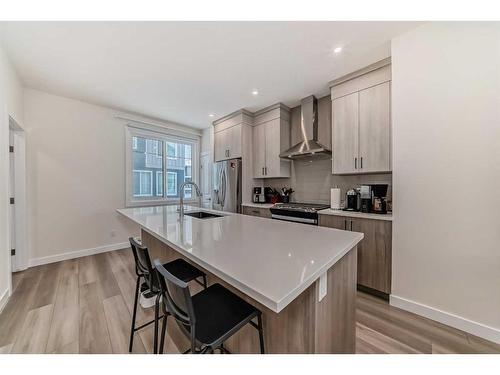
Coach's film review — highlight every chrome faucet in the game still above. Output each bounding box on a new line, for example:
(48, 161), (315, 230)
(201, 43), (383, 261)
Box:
(179, 181), (202, 217)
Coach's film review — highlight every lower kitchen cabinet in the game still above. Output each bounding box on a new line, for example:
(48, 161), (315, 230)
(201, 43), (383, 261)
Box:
(319, 214), (392, 296)
(242, 206), (272, 219)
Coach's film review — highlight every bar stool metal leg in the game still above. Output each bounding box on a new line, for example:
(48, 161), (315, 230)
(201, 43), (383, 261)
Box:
(129, 276), (141, 353)
(202, 275), (207, 289)
(153, 293), (161, 354)
(159, 314), (168, 354)
(257, 313), (265, 354)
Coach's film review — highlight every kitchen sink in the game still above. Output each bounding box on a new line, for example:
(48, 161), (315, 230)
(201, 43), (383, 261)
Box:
(184, 211), (223, 219)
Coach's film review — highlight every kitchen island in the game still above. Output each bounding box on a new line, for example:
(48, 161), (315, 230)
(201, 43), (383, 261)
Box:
(117, 205), (363, 353)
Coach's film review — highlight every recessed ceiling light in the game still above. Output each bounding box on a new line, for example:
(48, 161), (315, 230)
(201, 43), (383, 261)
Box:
(251, 90), (259, 96)
(208, 113), (215, 117)
(333, 46), (342, 54)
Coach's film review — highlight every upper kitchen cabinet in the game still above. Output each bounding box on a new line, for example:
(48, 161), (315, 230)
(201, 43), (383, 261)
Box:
(330, 58), (392, 175)
(213, 109), (252, 162)
(252, 103), (291, 178)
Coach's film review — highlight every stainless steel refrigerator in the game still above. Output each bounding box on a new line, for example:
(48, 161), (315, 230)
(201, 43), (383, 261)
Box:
(213, 158), (242, 213)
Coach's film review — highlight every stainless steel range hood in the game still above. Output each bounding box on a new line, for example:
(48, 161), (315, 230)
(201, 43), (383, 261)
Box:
(279, 95), (331, 159)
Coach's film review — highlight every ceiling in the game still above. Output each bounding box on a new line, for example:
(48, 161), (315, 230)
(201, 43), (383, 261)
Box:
(0, 22), (421, 129)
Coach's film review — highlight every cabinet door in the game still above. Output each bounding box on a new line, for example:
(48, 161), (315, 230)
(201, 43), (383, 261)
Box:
(228, 124), (242, 159)
(332, 92), (359, 174)
(351, 218), (392, 294)
(253, 124), (266, 178)
(214, 130), (227, 162)
(264, 119), (281, 177)
(319, 214), (348, 230)
(358, 82), (391, 173)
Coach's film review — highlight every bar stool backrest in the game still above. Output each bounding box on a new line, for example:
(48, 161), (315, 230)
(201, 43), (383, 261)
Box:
(154, 260), (197, 345)
(129, 237), (157, 291)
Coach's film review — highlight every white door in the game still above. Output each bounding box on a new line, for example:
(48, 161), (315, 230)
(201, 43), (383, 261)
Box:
(200, 152), (212, 209)
(332, 92), (359, 174)
(358, 82), (391, 173)
(9, 130), (16, 270)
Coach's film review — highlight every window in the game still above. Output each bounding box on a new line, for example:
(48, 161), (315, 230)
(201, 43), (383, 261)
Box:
(131, 136), (163, 197)
(126, 126), (199, 206)
(133, 170), (153, 196)
(167, 142), (177, 158)
(156, 171), (163, 196)
(167, 172), (177, 196)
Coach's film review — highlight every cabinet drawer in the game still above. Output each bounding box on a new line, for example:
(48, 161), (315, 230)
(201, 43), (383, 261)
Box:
(242, 206), (271, 219)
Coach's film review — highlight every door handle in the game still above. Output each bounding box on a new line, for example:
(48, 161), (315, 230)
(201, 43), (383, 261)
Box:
(221, 169), (227, 205)
(355, 157), (357, 169)
(217, 168), (224, 204)
(360, 157), (363, 169)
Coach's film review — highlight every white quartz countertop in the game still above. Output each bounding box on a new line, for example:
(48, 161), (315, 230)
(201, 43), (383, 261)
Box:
(242, 203), (275, 209)
(318, 208), (393, 221)
(117, 205), (363, 313)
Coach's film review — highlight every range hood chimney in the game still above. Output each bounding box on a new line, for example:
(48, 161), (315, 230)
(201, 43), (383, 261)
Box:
(279, 95), (331, 159)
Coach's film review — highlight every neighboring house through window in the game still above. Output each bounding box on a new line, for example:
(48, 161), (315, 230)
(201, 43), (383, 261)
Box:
(167, 172), (177, 196)
(156, 171), (163, 196)
(133, 170), (153, 196)
(126, 125), (199, 206)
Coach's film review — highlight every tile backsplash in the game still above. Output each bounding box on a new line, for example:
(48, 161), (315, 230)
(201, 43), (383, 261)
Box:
(266, 157), (392, 206)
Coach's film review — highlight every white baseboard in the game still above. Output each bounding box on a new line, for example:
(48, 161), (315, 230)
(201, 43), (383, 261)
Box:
(390, 294), (500, 345)
(0, 288), (9, 314)
(28, 242), (129, 267)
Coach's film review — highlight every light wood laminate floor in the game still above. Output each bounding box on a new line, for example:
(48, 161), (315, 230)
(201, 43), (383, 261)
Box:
(0, 249), (499, 354)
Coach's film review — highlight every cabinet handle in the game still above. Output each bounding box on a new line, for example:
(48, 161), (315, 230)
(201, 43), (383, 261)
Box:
(360, 157), (363, 169)
(354, 157), (357, 169)
(262, 167), (264, 175)
(350, 220), (353, 231)
(265, 167), (267, 175)
(344, 220), (347, 230)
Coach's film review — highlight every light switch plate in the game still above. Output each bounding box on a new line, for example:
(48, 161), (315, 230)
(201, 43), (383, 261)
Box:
(318, 272), (327, 302)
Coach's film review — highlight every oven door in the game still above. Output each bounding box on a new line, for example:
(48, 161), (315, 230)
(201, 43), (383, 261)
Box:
(270, 208), (319, 225)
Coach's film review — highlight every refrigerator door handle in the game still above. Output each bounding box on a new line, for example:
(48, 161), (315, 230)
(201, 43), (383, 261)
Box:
(217, 168), (223, 205)
(221, 168), (227, 207)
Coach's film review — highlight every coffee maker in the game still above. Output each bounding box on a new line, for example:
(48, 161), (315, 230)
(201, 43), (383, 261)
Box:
(371, 184), (388, 214)
(360, 185), (372, 213)
(344, 188), (360, 211)
(253, 187), (265, 204)
(360, 184), (388, 214)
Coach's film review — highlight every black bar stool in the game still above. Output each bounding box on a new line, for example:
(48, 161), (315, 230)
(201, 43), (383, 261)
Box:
(154, 259), (265, 354)
(128, 237), (207, 353)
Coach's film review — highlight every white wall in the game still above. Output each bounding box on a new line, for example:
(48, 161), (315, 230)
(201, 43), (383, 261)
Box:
(23, 89), (145, 264)
(0, 44), (24, 308)
(391, 22), (500, 342)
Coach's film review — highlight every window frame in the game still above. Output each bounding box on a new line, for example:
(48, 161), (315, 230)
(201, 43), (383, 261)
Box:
(125, 124), (200, 207)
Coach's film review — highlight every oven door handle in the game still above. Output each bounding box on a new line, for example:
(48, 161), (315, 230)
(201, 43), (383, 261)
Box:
(271, 214), (318, 225)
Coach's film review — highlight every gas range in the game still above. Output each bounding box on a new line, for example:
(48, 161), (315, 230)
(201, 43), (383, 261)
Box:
(270, 202), (330, 225)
